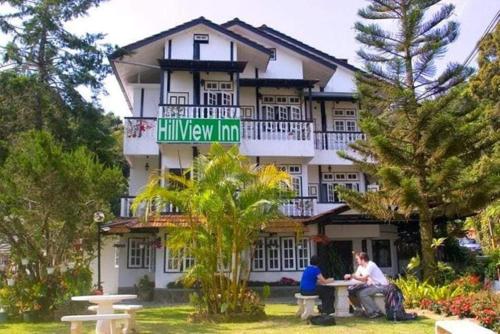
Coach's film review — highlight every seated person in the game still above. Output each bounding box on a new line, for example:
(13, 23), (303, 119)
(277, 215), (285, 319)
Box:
(300, 255), (335, 315)
(344, 252), (389, 318)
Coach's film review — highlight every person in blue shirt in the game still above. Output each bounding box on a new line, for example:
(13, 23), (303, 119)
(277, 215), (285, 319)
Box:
(299, 255), (336, 314)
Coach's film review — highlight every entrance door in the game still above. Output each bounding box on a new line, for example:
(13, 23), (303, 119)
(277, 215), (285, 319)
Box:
(317, 240), (353, 279)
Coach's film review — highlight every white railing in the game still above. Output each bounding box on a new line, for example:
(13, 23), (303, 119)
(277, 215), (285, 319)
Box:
(280, 197), (316, 217)
(120, 196), (181, 218)
(242, 120), (313, 141)
(314, 131), (365, 150)
(159, 105), (254, 119)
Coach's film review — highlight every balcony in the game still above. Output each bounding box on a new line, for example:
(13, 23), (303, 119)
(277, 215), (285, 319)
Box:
(239, 120), (315, 157)
(310, 131), (365, 165)
(121, 196), (314, 218)
(120, 196), (181, 218)
(159, 104), (254, 119)
(280, 197), (316, 217)
(124, 117), (158, 156)
(314, 131), (365, 150)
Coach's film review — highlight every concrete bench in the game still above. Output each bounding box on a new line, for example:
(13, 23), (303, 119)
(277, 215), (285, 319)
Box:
(88, 304), (143, 333)
(374, 293), (386, 315)
(294, 293), (319, 320)
(61, 314), (130, 334)
(435, 320), (495, 334)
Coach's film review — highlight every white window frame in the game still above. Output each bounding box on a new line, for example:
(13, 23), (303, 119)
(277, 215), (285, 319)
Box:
(128, 237), (150, 269)
(219, 82), (233, 91)
(281, 237), (296, 271)
(297, 238), (310, 270)
(322, 173), (334, 181)
(182, 248), (195, 272)
(205, 81), (219, 90)
(266, 237), (281, 271)
(252, 238), (266, 272)
(164, 235), (181, 272)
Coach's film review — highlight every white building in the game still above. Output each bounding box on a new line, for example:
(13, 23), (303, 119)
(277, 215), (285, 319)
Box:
(104, 17), (410, 293)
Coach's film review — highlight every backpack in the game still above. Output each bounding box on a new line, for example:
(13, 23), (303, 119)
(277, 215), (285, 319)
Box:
(309, 314), (336, 326)
(384, 283), (417, 321)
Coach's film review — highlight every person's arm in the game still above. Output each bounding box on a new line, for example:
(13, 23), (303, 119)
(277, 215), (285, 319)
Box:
(317, 273), (334, 285)
(344, 267), (369, 282)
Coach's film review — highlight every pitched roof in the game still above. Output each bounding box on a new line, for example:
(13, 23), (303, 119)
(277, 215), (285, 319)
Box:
(222, 18), (337, 71)
(258, 24), (362, 73)
(109, 16), (272, 60)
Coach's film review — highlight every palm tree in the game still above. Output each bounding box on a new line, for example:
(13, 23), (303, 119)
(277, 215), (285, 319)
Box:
(133, 143), (292, 315)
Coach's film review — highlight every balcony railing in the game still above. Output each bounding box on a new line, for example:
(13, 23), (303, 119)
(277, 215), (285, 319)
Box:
(314, 131), (365, 150)
(308, 183), (361, 203)
(280, 196), (316, 217)
(120, 196), (181, 218)
(242, 120), (313, 141)
(159, 104), (254, 119)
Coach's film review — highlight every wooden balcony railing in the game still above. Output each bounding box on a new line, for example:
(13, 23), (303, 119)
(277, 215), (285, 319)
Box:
(314, 131), (365, 150)
(159, 104), (254, 119)
(120, 196), (181, 218)
(280, 196), (316, 217)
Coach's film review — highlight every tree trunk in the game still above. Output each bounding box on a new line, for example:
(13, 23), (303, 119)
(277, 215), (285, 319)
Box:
(419, 207), (436, 280)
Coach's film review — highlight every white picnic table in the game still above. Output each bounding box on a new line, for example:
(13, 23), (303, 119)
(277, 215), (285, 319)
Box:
(325, 279), (363, 317)
(71, 294), (137, 334)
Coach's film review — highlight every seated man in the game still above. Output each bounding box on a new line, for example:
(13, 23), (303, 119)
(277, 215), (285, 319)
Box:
(344, 252), (388, 318)
(299, 255), (335, 315)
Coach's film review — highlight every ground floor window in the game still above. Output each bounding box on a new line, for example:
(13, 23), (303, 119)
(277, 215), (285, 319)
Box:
(296, 238), (310, 270)
(281, 237), (296, 270)
(252, 238), (266, 271)
(127, 237), (151, 269)
(372, 239), (392, 268)
(266, 237), (281, 271)
(164, 234), (197, 272)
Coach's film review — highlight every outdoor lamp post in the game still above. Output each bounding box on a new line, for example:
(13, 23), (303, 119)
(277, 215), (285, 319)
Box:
(94, 211), (105, 291)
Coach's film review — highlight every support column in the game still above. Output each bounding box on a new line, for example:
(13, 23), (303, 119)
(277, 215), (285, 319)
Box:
(308, 87), (313, 120)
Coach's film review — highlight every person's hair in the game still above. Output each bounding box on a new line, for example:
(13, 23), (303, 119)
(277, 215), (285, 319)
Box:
(356, 252), (369, 262)
(310, 255), (320, 266)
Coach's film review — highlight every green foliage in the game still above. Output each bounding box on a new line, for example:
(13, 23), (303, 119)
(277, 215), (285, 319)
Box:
(341, 0), (500, 280)
(136, 275), (155, 302)
(465, 201), (500, 252)
(262, 285), (271, 300)
(0, 265), (92, 320)
(135, 143), (292, 317)
(0, 131), (124, 316)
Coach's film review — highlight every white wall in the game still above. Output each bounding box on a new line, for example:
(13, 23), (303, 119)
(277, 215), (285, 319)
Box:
(128, 156), (158, 195)
(325, 66), (357, 92)
(90, 236), (120, 294)
(117, 234), (155, 288)
(131, 84), (160, 117)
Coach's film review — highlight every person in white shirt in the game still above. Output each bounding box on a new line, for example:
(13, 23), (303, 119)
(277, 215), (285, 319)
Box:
(344, 252), (388, 318)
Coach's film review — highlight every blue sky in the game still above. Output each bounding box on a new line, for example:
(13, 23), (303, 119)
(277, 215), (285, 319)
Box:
(7, 0), (500, 117)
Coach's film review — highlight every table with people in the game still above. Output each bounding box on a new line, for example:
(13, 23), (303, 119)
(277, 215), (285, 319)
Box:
(299, 251), (389, 319)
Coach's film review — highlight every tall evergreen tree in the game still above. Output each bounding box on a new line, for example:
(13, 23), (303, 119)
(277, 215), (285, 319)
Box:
(340, 0), (499, 279)
(0, 1), (125, 168)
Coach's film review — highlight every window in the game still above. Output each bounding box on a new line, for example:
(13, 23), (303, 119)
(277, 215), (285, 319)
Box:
(334, 109), (344, 116)
(183, 248), (195, 272)
(347, 173), (358, 180)
(252, 238), (266, 271)
(290, 106), (302, 120)
(281, 237), (296, 270)
(322, 173), (334, 181)
(205, 81), (218, 90)
(194, 34), (209, 42)
(345, 109), (356, 117)
(346, 121), (357, 132)
(334, 121), (345, 132)
(114, 246), (120, 268)
(288, 96), (300, 104)
(269, 48), (277, 60)
(276, 96), (287, 104)
(297, 238), (310, 270)
(128, 237), (150, 269)
(291, 176), (302, 196)
(164, 235), (181, 272)
(288, 165), (301, 174)
(335, 173), (346, 181)
(308, 184), (318, 197)
(220, 82), (233, 90)
(372, 240), (392, 268)
(266, 237), (280, 271)
(263, 96), (275, 103)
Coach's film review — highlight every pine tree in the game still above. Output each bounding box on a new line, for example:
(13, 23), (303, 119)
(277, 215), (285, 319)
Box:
(0, 0), (111, 129)
(340, 0), (500, 279)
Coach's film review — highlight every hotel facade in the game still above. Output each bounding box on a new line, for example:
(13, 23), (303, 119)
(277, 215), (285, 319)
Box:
(101, 17), (411, 293)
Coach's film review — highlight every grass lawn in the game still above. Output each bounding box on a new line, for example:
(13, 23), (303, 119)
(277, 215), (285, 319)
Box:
(0, 303), (439, 334)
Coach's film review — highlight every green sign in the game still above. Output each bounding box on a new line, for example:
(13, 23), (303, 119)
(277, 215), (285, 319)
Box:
(157, 118), (240, 143)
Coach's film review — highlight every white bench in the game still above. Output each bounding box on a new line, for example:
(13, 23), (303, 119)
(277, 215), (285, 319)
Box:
(374, 293), (386, 315)
(435, 320), (495, 334)
(88, 304), (143, 333)
(61, 314), (130, 334)
(294, 293), (319, 320)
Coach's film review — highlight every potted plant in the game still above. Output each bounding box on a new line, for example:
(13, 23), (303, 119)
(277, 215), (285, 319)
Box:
(136, 275), (154, 301)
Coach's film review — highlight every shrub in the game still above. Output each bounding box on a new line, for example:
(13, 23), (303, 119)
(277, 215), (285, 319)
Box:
(136, 275), (154, 301)
(470, 291), (499, 329)
(449, 296), (473, 318)
(450, 274), (482, 293)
